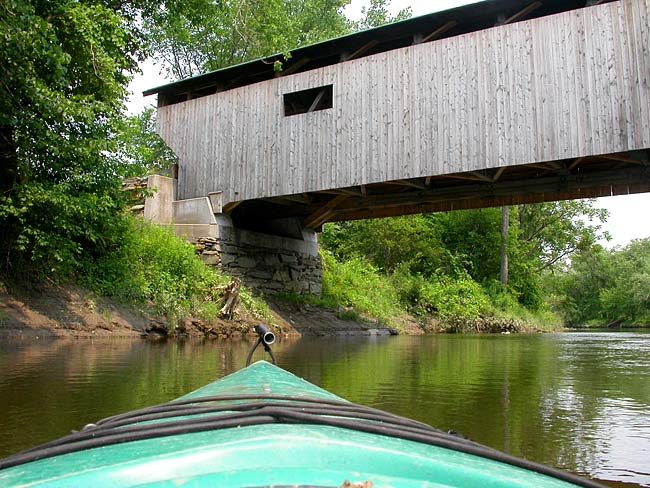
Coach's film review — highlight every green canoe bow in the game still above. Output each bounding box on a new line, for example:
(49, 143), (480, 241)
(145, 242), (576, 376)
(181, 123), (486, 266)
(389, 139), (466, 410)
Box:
(0, 361), (604, 487)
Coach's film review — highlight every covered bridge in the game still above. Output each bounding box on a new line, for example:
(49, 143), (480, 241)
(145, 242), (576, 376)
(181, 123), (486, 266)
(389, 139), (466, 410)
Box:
(144, 0), (650, 294)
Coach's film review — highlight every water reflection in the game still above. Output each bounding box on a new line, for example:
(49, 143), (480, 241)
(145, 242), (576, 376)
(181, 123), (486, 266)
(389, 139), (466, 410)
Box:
(0, 332), (648, 487)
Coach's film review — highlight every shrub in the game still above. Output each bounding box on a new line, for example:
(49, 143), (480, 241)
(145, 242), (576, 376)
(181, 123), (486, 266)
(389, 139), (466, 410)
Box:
(80, 216), (272, 325)
(417, 275), (491, 321)
(0, 182), (125, 280)
(321, 252), (402, 325)
(389, 264), (427, 310)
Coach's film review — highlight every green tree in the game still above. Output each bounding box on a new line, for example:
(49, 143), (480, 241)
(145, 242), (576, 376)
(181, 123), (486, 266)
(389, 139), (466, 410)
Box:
(434, 202), (609, 308)
(545, 245), (614, 324)
(144, 0), (411, 80)
(143, 0), (349, 79)
(0, 0), (144, 193)
(517, 200), (609, 272)
(115, 107), (178, 177)
(549, 239), (650, 326)
(323, 200), (608, 311)
(0, 0), (147, 276)
(432, 208), (540, 307)
(321, 216), (449, 276)
(435, 208), (505, 283)
(600, 239), (650, 324)
(355, 0), (411, 30)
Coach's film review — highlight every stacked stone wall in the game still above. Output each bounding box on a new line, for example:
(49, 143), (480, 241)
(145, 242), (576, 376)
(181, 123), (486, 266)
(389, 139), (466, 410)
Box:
(123, 176), (323, 296)
(121, 176), (149, 215)
(195, 231), (322, 297)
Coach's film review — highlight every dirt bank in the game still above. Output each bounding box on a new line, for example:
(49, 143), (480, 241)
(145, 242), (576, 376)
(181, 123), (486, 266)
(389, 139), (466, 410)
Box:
(0, 283), (146, 339)
(0, 282), (424, 339)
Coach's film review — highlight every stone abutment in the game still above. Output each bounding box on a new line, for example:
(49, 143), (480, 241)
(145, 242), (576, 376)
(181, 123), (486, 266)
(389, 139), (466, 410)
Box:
(124, 175), (322, 296)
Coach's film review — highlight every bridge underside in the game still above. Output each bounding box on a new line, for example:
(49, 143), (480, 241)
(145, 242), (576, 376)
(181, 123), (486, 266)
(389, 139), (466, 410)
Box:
(226, 150), (650, 235)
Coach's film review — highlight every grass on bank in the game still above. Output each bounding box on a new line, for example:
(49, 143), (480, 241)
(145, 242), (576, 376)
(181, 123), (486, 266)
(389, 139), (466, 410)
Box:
(80, 216), (272, 328)
(312, 251), (562, 332)
(72, 216), (560, 334)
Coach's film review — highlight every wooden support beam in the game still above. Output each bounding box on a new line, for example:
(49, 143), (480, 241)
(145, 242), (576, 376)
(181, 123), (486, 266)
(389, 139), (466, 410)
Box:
(417, 21), (458, 44)
(611, 162), (631, 170)
(317, 188), (362, 196)
(308, 88), (327, 113)
(223, 201), (242, 213)
(290, 100), (301, 114)
(317, 187), (362, 196)
(525, 163), (557, 171)
(342, 40), (379, 62)
(568, 157), (586, 171)
(427, 165), (522, 184)
(499, 2), (542, 25)
(599, 154), (649, 165)
(276, 57), (311, 77)
(360, 184), (367, 197)
(261, 197), (295, 207)
(222, 74), (248, 90)
(492, 167), (506, 182)
(272, 195), (309, 205)
(438, 173), (492, 182)
(385, 179), (427, 190)
(327, 166), (650, 222)
(185, 81), (223, 97)
(304, 195), (349, 229)
(467, 171), (494, 182)
(336, 188), (363, 196)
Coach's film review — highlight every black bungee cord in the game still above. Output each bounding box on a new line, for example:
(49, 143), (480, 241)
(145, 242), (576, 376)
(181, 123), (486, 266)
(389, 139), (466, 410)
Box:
(0, 395), (607, 487)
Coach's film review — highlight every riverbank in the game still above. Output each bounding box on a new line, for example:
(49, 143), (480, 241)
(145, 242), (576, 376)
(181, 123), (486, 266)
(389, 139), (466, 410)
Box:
(0, 282), (426, 339)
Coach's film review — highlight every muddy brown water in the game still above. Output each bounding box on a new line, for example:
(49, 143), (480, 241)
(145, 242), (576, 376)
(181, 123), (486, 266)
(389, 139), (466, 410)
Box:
(0, 332), (648, 487)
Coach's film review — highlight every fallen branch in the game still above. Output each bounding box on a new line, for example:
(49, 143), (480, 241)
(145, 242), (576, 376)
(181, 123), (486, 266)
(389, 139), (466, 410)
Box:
(220, 278), (241, 319)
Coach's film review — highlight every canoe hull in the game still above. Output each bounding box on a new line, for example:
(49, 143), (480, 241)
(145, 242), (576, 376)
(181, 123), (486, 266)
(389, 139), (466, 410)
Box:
(0, 361), (602, 488)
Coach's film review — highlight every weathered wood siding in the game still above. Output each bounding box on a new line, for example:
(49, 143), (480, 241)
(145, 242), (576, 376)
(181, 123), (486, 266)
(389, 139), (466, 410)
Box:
(157, 0), (650, 205)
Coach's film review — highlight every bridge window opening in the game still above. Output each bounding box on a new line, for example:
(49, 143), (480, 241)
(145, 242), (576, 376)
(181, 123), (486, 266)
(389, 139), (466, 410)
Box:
(284, 85), (333, 116)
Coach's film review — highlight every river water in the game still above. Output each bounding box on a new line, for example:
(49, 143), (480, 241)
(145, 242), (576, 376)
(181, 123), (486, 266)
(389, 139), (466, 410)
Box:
(0, 332), (648, 487)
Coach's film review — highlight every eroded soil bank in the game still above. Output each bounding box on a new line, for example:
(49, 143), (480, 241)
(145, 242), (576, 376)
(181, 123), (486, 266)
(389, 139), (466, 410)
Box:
(0, 283), (424, 340)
